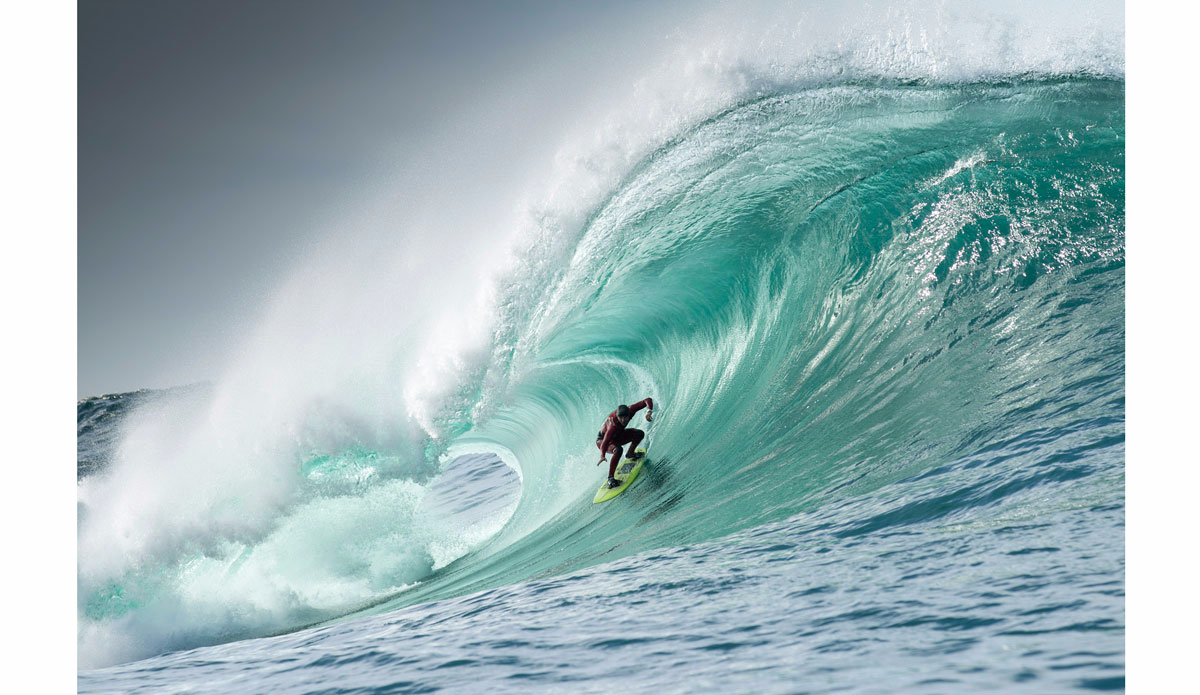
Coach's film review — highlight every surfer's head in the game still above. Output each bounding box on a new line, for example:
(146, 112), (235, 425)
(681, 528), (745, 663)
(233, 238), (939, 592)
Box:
(616, 404), (631, 423)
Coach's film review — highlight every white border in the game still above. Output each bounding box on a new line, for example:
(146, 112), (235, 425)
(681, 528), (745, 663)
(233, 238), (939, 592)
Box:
(1127, 3), (1197, 692)
(2, 0), (77, 686)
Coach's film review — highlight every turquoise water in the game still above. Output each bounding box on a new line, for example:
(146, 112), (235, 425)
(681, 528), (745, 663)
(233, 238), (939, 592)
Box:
(78, 75), (1123, 692)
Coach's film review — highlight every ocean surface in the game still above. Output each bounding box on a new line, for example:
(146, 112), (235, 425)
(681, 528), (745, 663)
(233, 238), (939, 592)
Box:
(78, 8), (1124, 692)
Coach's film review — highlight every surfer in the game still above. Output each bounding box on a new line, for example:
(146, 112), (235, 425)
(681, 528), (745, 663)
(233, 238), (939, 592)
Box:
(596, 398), (654, 488)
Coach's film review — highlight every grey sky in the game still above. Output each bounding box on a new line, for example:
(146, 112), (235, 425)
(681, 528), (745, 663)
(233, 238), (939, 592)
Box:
(78, 0), (671, 397)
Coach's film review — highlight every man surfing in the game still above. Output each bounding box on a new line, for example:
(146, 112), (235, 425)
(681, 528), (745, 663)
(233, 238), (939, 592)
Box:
(596, 397), (654, 489)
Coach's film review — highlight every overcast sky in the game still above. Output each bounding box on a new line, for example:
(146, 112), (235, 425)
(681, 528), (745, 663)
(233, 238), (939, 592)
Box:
(78, 0), (674, 398)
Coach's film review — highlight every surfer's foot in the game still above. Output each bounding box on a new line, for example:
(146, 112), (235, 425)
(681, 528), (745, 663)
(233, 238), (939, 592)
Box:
(628, 451), (644, 460)
(607, 477), (621, 489)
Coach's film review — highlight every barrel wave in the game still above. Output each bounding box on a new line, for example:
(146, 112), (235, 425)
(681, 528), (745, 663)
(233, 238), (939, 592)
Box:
(78, 73), (1124, 683)
(402, 76), (1124, 606)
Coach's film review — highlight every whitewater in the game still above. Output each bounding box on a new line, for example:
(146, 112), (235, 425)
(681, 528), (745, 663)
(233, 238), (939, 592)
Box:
(78, 2), (1124, 692)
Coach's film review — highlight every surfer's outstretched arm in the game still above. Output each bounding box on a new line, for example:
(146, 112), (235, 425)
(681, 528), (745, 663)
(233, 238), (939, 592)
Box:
(629, 397), (654, 421)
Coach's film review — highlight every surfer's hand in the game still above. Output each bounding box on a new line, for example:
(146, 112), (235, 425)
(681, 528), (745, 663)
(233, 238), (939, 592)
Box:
(597, 457), (606, 466)
(646, 410), (653, 422)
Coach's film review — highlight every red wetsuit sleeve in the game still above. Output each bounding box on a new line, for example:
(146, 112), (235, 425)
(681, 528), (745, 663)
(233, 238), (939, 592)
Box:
(627, 398), (654, 415)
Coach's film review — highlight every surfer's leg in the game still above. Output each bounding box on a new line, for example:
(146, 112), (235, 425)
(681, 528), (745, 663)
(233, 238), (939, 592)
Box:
(607, 445), (623, 479)
(624, 429), (644, 458)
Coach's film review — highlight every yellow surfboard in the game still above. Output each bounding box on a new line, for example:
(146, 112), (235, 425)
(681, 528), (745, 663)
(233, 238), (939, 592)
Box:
(593, 448), (646, 504)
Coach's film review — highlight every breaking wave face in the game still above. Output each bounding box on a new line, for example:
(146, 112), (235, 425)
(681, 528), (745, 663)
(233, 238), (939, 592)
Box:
(77, 0), (1124, 668)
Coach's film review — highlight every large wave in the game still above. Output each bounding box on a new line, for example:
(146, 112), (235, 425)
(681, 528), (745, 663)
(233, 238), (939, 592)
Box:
(78, 0), (1124, 668)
